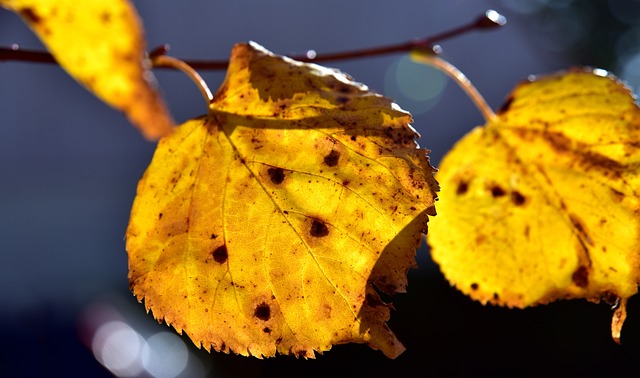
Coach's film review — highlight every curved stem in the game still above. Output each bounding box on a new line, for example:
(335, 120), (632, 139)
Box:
(410, 49), (496, 122)
(151, 54), (213, 106)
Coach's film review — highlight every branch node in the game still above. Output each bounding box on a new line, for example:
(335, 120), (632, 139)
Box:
(149, 44), (171, 59)
(476, 10), (507, 29)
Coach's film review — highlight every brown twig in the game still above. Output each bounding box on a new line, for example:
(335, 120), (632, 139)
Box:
(0, 10), (505, 69)
(0, 44), (57, 63)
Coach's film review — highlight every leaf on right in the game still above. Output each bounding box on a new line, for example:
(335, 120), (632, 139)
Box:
(427, 68), (640, 341)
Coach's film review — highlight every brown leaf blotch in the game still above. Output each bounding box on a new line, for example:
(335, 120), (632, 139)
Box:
(212, 245), (228, 264)
(572, 266), (589, 288)
(490, 185), (506, 198)
(456, 180), (469, 195)
(254, 303), (271, 321)
(19, 7), (41, 24)
(267, 167), (285, 184)
(497, 95), (514, 114)
(511, 191), (526, 206)
(323, 150), (340, 167)
(310, 219), (329, 237)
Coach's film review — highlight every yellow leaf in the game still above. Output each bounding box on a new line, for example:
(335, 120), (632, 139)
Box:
(125, 42), (438, 358)
(1, 0), (174, 139)
(428, 68), (640, 338)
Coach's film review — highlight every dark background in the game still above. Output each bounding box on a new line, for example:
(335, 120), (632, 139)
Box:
(2, 1), (640, 377)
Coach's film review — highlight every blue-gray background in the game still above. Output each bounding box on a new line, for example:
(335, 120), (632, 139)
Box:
(2, 1), (640, 377)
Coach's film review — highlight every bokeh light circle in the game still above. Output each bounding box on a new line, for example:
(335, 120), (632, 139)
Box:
(384, 55), (447, 115)
(141, 332), (189, 378)
(92, 321), (145, 377)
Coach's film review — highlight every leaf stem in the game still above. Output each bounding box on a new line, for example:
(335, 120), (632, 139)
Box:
(611, 297), (628, 345)
(0, 10), (505, 69)
(151, 54), (214, 106)
(410, 49), (497, 122)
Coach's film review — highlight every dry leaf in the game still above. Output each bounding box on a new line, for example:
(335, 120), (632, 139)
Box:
(428, 68), (640, 341)
(126, 42), (438, 358)
(1, 0), (174, 139)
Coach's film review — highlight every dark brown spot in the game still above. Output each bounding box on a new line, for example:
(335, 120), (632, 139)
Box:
(212, 245), (228, 264)
(210, 233), (218, 239)
(572, 266), (589, 288)
(470, 283), (479, 290)
(20, 7), (41, 23)
(497, 95), (514, 114)
(511, 191), (526, 206)
(254, 303), (271, 321)
(310, 219), (329, 237)
(490, 185), (506, 197)
(493, 293), (500, 300)
(350, 135), (357, 141)
(342, 179), (351, 186)
(267, 167), (285, 184)
(456, 180), (469, 195)
(263, 327), (271, 333)
(323, 150), (340, 167)
(158, 212), (163, 220)
(100, 11), (112, 23)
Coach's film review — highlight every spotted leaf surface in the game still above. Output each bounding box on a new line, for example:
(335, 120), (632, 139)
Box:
(126, 42), (438, 358)
(1, 0), (174, 138)
(428, 69), (640, 341)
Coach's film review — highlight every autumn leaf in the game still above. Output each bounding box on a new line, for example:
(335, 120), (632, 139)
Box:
(427, 68), (640, 341)
(126, 42), (438, 358)
(1, 0), (174, 139)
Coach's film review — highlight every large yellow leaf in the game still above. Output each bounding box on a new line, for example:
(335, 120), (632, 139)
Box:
(428, 68), (640, 337)
(126, 42), (438, 358)
(1, 0), (174, 139)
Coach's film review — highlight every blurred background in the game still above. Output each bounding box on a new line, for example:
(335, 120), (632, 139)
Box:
(2, 0), (640, 376)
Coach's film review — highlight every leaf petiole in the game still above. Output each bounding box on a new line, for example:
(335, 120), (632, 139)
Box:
(410, 49), (497, 122)
(150, 54), (213, 106)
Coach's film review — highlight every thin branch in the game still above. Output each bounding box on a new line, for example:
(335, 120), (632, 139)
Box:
(0, 44), (57, 64)
(0, 10), (505, 69)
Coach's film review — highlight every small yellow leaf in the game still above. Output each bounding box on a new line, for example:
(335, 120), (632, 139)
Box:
(126, 42), (438, 358)
(428, 69), (640, 336)
(1, 0), (174, 139)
